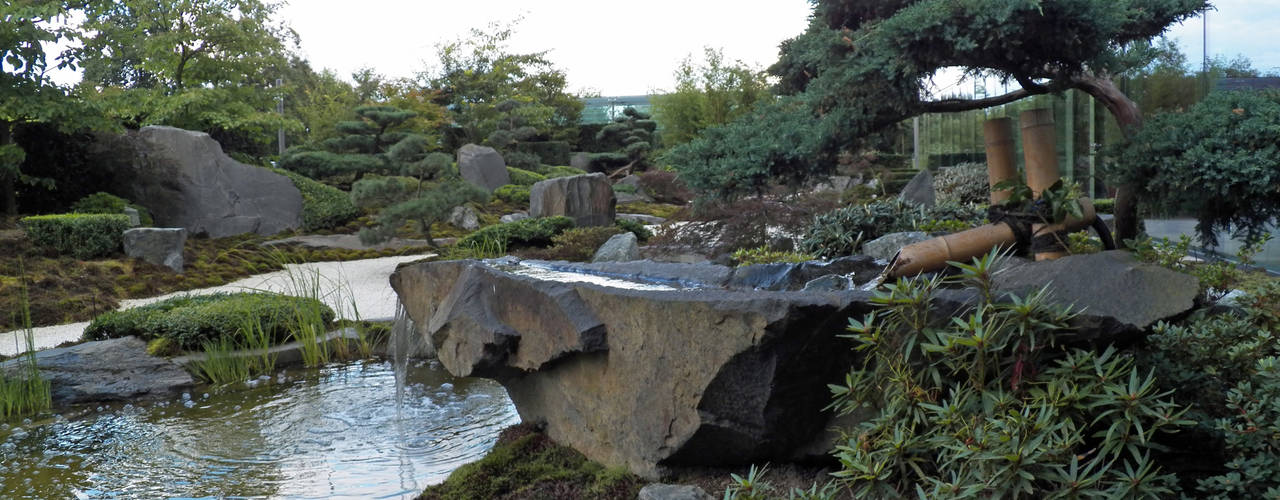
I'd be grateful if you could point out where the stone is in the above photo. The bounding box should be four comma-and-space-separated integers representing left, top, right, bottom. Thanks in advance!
638, 484, 714, 500
0, 337, 194, 407
105, 126, 303, 238
617, 174, 643, 190
726, 255, 884, 291
457, 144, 510, 192
861, 231, 931, 261
591, 232, 640, 263
618, 213, 666, 225
123, 207, 141, 227
993, 250, 1200, 343
570, 152, 592, 172
529, 173, 617, 227
123, 227, 186, 273
898, 169, 935, 207
812, 175, 855, 193
500, 212, 530, 224
448, 205, 481, 231
802, 274, 853, 291
615, 191, 654, 204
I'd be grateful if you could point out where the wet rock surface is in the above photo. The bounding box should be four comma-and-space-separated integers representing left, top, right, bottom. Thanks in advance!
0, 337, 194, 406
529, 173, 617, 227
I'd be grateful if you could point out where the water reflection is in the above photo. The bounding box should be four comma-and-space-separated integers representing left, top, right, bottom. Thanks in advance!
0, 360, 518, 499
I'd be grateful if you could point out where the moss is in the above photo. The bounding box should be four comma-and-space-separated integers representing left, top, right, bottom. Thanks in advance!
616, 202, 684, 220
418, 424, 643, 500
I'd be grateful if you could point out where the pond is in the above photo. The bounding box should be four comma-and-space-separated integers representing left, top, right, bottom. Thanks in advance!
0, 360, 519, 499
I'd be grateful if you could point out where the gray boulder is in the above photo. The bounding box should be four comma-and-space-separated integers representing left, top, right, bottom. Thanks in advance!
639, 484, 714, 500
861, 231, 931, 261
529, 173, 616, 227
123, 227, 187, 273
726, 255, 884, 291
105, 126, 303, 238
618, 213, 666, 225
993, 250, 1200, 343
448, 205, 481, 231
500, 212, 530, 224
123, 207, 141, 227
591, 232, 640, 263
0, 337, 194, 406
899, 169, 936, 207
457, 144, 510, 192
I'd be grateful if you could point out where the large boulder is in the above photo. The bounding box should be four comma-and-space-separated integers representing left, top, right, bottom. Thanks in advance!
898, 169, 936, 207
993, 250, 1200, 343
591, 232, 640, 263
861, 231, 931, 261
0, 337, 194, 406
529, 173, 617, 227
107, 126, 303, 238
457, 144, 510, 192
123, 227, 186, 273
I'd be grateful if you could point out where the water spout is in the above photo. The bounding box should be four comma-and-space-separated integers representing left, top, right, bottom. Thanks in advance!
390, 301, 417, 417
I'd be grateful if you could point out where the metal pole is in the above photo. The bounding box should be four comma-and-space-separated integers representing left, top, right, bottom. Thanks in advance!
1088, 96, 1097, 199
276, 78, 285, 157
1065, 90, 1075, 185
912, 116, 920, 170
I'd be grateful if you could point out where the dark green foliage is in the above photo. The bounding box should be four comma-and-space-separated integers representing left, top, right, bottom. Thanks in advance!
592, 108, 657, 171
613, 218, 652, 243
1093, 198, 1115, 214
503, 151, 541, 172
506, 167, 546, 186
611, 183, 637, 194
543, 165, 587, 179
799, 200, 985, 258
585, 152, 630, 173
457, 216, 575, 251
933, 163, 990, 205
280, 105, 421, 181
71, 192, 154, 226
352, 178, 490, 246
521, 226, 624, 262
1108, 91, 1280, 246
513, 140, 570, 166
269, 168, 359, 231
637, 171, 693, 205
493, 185, 531, 205
831, 253, 1189, 497
13, 124, 126, 215
418, 424, 643, 500
83, 292, 335, 351
20, 214, 131, 259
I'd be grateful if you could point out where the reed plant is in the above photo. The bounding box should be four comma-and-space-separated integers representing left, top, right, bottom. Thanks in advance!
2, 263, 52, 419
191, 337, 252, 386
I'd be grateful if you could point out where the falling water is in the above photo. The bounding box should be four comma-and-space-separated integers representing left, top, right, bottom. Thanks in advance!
391, 301, 418, 417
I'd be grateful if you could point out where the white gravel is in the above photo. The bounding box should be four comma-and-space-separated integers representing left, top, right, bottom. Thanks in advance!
1, 254, 434, 356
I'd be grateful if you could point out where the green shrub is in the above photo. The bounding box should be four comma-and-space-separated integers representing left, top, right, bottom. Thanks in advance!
506, 167, 546, 186
613, 218, 652, 243
83, 292, 335, 351
270, 168, 360, 231
933, 162, 990, 204
612, 183, 637, 194
543, 165, 587, 179
730, 246, 816, 266
523, 226, 624, 262
494, 184, 532, 205
70, 192, 155, 226
456, 216, 575, 251
514, 140, 571, 166
637, 171, 693, 204
799, 200, 985, 258
1093, 198, 1115, 214
20, 214, 131, 259
503, 151, 543, 173
830, 252, 1189, 497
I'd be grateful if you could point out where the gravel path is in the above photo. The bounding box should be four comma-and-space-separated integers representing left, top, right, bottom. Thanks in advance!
1, 254, 434, 356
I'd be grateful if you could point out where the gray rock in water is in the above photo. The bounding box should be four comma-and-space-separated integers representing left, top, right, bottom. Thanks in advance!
618, 213, 666, 225
727, 255, 884, 291
862, 231, 931, 261
500, 212, 529, 224
899, 169, 936, 207
993, 250, 1200, 343
457, 144, 510, 192
0, 337, 194, 406
448, 205, 480, 231
639, 484, 714, 500
123, 207, 141, 227
104, 126, 303, 238
123, 227, 186, 273
529, 173, 616, 227
803, 274, 853, 291
592, 232, 640, 263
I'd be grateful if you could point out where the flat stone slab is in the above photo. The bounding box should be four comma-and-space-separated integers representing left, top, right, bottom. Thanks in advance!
0, 337, 193, 406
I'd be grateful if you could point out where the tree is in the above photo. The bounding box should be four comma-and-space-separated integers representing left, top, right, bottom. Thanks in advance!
280, 105, 425, 182
352, 176, 488, 247
669, 0, 1207, 242
595, 108, 657, 172
651, 47, 771, 148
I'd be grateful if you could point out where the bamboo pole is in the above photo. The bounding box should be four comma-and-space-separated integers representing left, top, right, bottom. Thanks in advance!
983, 118, 1018, 204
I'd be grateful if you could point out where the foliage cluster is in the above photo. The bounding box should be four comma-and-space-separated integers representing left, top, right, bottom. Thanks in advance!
799, 200, 985, 258
1093, 198, 1115, 214
268, 168, 360, 231
83, 292, 335, 352
494, 185, 531, 205
506, 167, 546, 186
613, 219, 652, 243
1128, 234, 1272, 301
541, 165, 587, 179
19, 213, 131, 259
591, 108, 658, 172
456, 216, 575, 252
1109, 90, 1280, 246
730, 247, 817, 267
637, 171, 694, 205
518, 226, 624, 262
1, 282, 51, 420
71, 191, 154, 226
651, 47, 771, 150
933, 163, 990, 205
352, 178, 489, 246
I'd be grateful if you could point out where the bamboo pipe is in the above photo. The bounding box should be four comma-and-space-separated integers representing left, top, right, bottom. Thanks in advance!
983, 118, 1018, 204
1020, 109, 1059, 197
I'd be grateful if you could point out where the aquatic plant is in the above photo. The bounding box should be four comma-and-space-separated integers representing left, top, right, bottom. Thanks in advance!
1, 267, 52, 419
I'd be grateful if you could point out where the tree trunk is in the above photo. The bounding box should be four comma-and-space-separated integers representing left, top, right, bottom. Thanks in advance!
1, 122, 16, 218
1073, 75, 1143, 244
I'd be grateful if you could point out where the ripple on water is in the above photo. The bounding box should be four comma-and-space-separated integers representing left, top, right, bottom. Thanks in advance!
0, 360, 519, 499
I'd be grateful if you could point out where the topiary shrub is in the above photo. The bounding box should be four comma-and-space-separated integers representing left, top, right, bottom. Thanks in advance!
543, 165, 588, 179
20, 214, 131, 259
270, 168, 360, 231
933, 162, 990, 204
70, 192, 155, 226
456, 216, 575, 251
613, 218, 652, 243
506, 167, 547, 186
494, 184, 532, 205
503, 151, 543, 173
83, 292, 335, 351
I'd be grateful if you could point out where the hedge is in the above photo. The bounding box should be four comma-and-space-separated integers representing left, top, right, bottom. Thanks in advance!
543, 166, 588, 179
83, 292, 335, 351
507, 167, 547, 186
71, 192, 154, 226
270, 168, 360, 231
514, 140, 571, 166
456, 216, 575, 250
495, 184, 532, 205
20, 214, 131, 259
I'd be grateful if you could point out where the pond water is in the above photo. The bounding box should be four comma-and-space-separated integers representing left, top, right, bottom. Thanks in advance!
0, 360, 519, 499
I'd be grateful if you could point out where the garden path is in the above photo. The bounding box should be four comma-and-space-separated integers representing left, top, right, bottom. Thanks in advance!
1, 254, 434, 356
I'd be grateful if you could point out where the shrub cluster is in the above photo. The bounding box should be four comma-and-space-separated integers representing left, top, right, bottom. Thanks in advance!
71, 192, 154, 226
456, 216, 575, 251
503, 151, 542, 173
933, 162, 990, 205
542, 165, 588, 179
730, 246, 816, 266
494, 184, 531, 205
636, 171, 693, 204
520, 226, 624, 262
83, 292, 335, 351
1093, 197, 1114, 214
506, 167, 546, 186
20, 214, 131, 259
270, 168, 360, 231
799, 200, 985, 258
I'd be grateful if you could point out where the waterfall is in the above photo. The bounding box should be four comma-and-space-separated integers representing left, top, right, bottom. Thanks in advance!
390, 300, 416, 417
